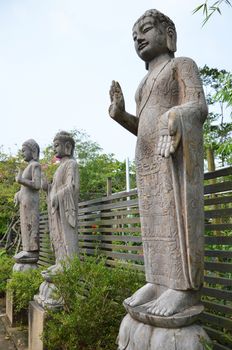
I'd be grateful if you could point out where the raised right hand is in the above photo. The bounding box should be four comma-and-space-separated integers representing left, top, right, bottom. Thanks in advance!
109, 80, 125, 120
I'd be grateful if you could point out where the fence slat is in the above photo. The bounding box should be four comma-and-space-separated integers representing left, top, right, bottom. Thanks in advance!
200, 312, 232, 330
202, 287, 232, 301
204, 167, 232, 180
205, 250, 232, 259
204, 262, 232, 273
205, 236, 232, 245
203, 301, 232, 316
204, 181, 232, 195
78, 234, 142, 243
204, 275, 232, 287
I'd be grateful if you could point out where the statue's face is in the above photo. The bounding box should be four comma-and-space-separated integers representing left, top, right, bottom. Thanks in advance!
22, 145, 33, 162
132, 16, 168, 62
53, 139, 65, 159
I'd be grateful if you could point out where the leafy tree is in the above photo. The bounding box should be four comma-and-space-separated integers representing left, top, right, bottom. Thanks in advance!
193, 0, 232, 25
0, 148, 20, 236
200, 65, 232, 169
41, 129, 136, 201
214, 71, 232, 107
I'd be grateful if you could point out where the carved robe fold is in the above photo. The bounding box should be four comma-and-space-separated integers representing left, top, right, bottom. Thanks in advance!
135, 57, 207, 290
49, 157, 79, 263
18, 160, 41, 251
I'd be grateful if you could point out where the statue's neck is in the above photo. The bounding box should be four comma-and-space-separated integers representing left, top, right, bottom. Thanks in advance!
60, 155, 71, 163
147, 53, 174, 73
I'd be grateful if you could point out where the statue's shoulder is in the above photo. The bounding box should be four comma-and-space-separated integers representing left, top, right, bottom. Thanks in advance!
65, 157, 78, 168
171, 57, 199, 70
30, 160, 41, 170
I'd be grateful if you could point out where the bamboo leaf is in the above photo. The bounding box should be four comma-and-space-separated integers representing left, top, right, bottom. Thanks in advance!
192, 3, 204, 14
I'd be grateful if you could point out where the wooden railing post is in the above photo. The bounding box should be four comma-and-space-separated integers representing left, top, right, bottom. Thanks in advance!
107, 177, 112, 197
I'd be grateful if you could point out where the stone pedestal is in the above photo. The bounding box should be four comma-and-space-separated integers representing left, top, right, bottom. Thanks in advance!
5, 283, 28, 326
13, 262, 38, 272
117, 313, 211, 350
13, 252, 39, 272
28, 301, 46, 350
5, 288, 13, 325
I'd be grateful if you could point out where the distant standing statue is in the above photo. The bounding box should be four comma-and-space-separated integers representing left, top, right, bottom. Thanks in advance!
43, 131, 79, 276
35, 131, 79, 307
14, 139, 41, 270
109, 9, 209, 349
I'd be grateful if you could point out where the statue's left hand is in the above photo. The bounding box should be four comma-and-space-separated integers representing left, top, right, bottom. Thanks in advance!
158, 110, 181, 158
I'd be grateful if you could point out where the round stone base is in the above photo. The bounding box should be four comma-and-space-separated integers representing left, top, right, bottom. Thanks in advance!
34, 281, 64, 309
13, 263, 38, 272
124, 303, 204, 328
117, 314, 211, 350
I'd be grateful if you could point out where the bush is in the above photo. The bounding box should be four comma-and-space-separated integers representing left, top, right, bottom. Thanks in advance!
0, 249, 14, 296
43, 256, 145, 350
7, 267, 43, 313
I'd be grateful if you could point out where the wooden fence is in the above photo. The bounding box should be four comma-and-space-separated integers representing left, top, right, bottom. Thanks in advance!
39, 167, 232, 350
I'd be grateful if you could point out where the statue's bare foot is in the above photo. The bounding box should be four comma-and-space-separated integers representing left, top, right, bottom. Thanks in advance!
124, 283, 157, 307
145, 289, 198, 316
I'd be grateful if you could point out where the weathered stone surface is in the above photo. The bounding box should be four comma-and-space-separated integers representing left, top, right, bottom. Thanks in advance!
109, 8, 209, 349
14, 139, 41, 266
6, 286, 27, 326
117, 314, 211, 350
13, 262, 38, 272
34, 281, 63, 309
109, 8, 208, 318
28, 301, 45, 350
124, 303, 204, 328
35, 131, 79, 307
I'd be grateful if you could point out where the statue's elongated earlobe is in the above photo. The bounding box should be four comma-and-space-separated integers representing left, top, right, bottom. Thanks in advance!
166, 26, 177, 53
65, 141, 72, 156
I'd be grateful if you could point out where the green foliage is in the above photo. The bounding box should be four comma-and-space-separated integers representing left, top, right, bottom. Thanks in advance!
42, 129, 136, 201
1, 129, 136, 234
200, 65, 232, 168
214, 71, 232, 108
0, 149, 21, 235
193, 0, 232, 25
0, 249, 14, 295
199, 336, 213, 350
43, 256, 145, 350
7, 268, 43, 313
79, 154, 136, 200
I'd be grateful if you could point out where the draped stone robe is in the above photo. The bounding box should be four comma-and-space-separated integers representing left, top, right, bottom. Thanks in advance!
135, 57, 207, 290
48, 157, 79, 264
18, 160, 41, 251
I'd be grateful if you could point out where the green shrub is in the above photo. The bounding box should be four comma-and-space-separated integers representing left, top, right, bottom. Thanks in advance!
43, 256, 145, 350
0, 249, 14, 296
7, 267, 43, 313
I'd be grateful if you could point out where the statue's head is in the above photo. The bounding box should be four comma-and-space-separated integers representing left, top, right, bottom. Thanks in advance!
132, 9, 177, 67
53, 131, 75, 158
22, 139, 40, 162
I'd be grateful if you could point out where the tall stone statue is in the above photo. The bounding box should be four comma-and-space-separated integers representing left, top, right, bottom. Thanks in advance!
14, 139, 41, 270
109, 9, 210, 349
35, 131, 79, 307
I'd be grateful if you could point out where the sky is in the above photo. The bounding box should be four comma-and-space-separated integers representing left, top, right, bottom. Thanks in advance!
0, 0, 231, 161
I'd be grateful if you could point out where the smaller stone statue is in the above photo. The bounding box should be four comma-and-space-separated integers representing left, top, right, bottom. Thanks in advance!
35, 131, 79, 307
13, 139, 41, 271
